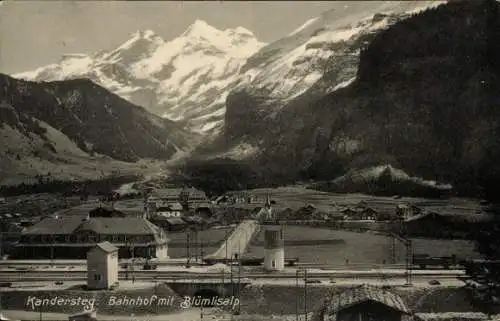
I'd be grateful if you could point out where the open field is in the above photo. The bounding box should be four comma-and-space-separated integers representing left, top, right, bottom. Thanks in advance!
167, 226, 235, 258
246, 186, 487, 218
244, 226, 480, 265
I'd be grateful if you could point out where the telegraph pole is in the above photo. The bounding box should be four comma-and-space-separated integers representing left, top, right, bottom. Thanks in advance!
406, 240, 413, 286
186, 229, 191, 267
304, 269, 308, 321
51, 236, 55, 267
295, 270, 299, 321
125, 239, 129, 280
200, 240, 204, 264
194, 228, 198, 263
225, 229, 228, 263
230, 253, 234, 285
391, 236, 396, 265
131, 245, 135, 283
237, 251, 242, 314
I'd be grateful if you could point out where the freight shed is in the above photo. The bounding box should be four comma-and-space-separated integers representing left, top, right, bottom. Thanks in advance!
403, 211, 492, 239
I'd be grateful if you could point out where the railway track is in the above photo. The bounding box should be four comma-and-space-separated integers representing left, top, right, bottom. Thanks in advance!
0, 261, 463, 271
0, 269, 465, 283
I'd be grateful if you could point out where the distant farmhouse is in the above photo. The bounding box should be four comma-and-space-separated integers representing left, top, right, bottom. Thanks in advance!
155, 202, 183, 218
403, 210, 493, 239
217, 192, 265, 205
11, 208, 169, 260
396, 203, 423, 220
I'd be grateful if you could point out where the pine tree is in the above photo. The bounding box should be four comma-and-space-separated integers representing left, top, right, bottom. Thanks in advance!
463, 150, 500, 315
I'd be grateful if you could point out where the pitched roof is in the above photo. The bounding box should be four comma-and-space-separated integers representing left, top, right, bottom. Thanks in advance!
184, 187, 207, 198
405, 211, 446, 222
157, 202, 183, 211
93, 241, 118, 253
170, 202, 184, 211
151, 188, 184, 198
196, 203, 211, 209
23, 216, 88, 235
323, 284, 411, 315
164, 217, 186, 225
75, 217, 163, 235
24, 216, 166, 238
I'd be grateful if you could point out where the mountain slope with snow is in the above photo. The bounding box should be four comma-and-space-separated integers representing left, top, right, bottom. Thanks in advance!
255, 0, 500, 198
210, 1, 442, 153
14, 21, 265, 133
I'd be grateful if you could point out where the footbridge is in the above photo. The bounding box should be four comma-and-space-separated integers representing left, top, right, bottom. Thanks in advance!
205, 220, 259, 260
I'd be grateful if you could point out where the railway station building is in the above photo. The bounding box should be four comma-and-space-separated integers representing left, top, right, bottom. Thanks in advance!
11, 214, 169, 260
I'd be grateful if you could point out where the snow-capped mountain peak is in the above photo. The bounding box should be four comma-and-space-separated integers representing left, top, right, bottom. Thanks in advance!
182, 19, 221, 39
13, 19, 266, 134
178, 20, 262, 57
13, 3, 441, 138
100, 29, 165, 64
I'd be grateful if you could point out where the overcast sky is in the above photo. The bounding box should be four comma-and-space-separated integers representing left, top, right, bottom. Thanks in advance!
0, 1, 339, 74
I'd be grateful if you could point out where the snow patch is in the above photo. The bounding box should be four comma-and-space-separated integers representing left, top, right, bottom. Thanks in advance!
289, 17, 319, 36
331, 77, 356, 92
218, 143, 259, 160
335, 165, 453, 189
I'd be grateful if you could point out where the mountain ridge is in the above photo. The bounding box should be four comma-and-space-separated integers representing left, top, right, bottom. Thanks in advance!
0, 73, 197, 185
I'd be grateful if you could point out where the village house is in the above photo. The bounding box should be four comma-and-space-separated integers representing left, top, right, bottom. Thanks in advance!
340, 207, 377, 221
149, 188, 184, 203
181, 187, 208, 206
89, 206, 126, 218
403, 211, 457, 238
147, 187, 208, 209
155, 202, 183, 217
195, 202, 213, 217
359, 207, 378, 220
12, 211, 169, 260
396, 204, 412, 220
86, 242, 118, 290
340, 208, 358, 220
151, 216, 187, 232
214, 195, 230, 205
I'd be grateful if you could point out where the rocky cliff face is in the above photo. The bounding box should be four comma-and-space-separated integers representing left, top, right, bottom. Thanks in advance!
256, 0, 500, 195
221, 1, 440, 153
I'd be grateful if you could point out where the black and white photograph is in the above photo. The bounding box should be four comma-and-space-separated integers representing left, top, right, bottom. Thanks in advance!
1, 0, 500, 320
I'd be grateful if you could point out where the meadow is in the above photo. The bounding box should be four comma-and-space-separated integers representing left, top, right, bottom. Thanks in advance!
246, 186, 485, 215
244, 226, 480, 265
167, 226, 234, 258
